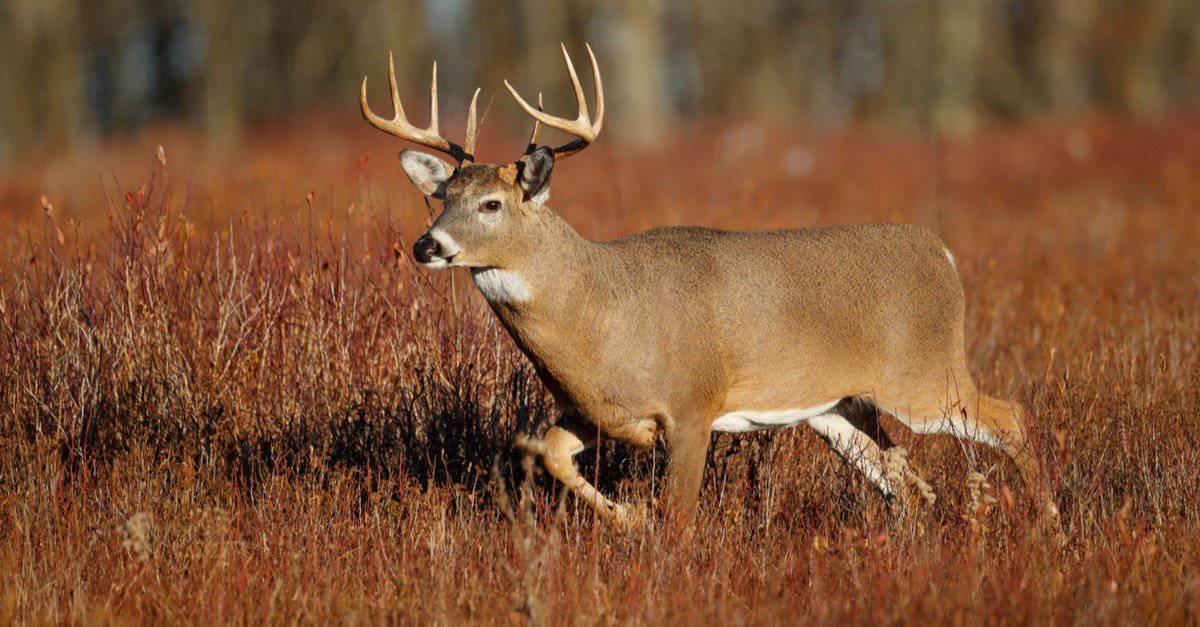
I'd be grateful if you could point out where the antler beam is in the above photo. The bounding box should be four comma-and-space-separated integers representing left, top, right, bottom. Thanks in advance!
361, 53, 480, 164
505, 44, 604, 160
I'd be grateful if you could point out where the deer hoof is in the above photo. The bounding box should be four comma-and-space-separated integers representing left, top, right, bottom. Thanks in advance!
610, 502, 651, 532
514, 435, 545, 457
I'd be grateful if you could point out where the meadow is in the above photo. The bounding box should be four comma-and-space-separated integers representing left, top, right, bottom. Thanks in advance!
2, 110, 1199, 623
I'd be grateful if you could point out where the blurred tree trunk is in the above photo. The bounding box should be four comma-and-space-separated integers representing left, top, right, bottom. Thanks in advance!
1186, 2, 1200, 103
514, 0, 571, 141
874, 0, 931, 128
345, 0, 424, 73
611, 0, 668, 143
792, 0, 846, 126
287, 2, 353, 107
518, 0, 570, 84
875, 0, 982, 133
0, 0, 87, 161
743, 0, 791, 119
0, 6, 16, 162
976, 0, 1036, 118
348, 0, 427, 129
384, 0, 427, 127
690, 0, 753, 116
470, 0, 513, 89
1096, 0, 1172, 115
692, 0, 803, 120
1035, 0, 1096, 113
931, 0, 984, 134
193, 0, 256, 152
472, 0, 519, 119
195, 1, 284, 151
81, 0, 142, 133
346, 0, 425, 106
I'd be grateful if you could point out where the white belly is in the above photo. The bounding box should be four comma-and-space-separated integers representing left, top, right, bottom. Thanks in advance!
711, 400, 842, 433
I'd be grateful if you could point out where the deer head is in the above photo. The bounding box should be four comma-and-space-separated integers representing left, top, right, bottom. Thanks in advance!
361, 45, 604, 270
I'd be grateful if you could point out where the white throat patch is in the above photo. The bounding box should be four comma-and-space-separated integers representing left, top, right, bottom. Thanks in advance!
471, 268, 531, 303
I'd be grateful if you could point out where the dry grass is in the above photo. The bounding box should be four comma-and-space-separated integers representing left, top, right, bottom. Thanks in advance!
2, 111, 1199, 624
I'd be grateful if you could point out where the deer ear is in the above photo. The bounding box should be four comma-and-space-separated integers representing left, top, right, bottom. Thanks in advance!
399, 150, 452, 198
518, 147, 554, 204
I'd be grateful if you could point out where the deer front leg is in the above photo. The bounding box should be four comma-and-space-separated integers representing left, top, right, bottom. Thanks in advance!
516, 414, 643, 528
662, 421, 713, 526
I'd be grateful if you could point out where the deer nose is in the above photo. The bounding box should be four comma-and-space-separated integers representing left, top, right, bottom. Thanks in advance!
413, 234, 441, 263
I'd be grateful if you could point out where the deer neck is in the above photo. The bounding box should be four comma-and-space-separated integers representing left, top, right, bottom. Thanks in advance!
468, 210, 619, 386
470, 208, 602, 312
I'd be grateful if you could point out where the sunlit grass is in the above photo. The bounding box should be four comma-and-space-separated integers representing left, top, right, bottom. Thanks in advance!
2, 112, 1199, 623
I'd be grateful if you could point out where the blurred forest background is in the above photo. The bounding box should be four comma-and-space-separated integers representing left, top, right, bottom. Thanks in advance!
3, 0, 1200, 164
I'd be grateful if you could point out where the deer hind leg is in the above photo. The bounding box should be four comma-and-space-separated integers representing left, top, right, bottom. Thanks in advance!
968, 394, 1057, 517
517, 414, 640, 527
805, 405, 901, 507
882, 388, 1056, 517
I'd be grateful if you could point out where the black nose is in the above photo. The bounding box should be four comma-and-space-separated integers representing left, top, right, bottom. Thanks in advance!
413, 234, 441, 263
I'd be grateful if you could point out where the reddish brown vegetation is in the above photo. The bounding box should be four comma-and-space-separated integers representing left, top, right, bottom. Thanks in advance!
2, 112, 1199, 623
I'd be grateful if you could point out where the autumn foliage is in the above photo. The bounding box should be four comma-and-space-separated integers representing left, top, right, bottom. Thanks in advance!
2, 111, 1199, 623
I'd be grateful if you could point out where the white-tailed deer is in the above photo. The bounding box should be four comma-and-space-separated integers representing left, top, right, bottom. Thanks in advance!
361, 45, 1054, 528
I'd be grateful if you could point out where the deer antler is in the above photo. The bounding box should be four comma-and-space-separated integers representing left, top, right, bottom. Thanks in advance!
361, 53, 480, 165
523, 93, 543, 155
505, 44, 604, 160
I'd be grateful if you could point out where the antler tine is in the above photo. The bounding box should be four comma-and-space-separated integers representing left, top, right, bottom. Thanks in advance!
388, 52, 405, 125
463, 87, 481, 162
428, 61, 440, 135
361, 54, 478, 163
505, 43, 604, 160
561, 43, 588, 124
586, 43, 604, 135
524, 93, 543, 155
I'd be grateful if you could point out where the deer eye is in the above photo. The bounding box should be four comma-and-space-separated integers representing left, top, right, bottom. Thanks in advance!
480, 200, 502, 213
